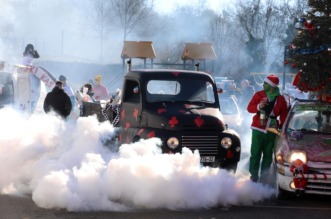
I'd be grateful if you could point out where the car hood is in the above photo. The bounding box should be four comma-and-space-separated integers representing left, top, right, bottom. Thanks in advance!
287, 134, 331, 162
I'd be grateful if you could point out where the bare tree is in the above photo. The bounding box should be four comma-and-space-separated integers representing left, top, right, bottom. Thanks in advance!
111, 0, 153, 41
235, 0, 290, 72
83, 0, 113, 62
210, 10, 249, 78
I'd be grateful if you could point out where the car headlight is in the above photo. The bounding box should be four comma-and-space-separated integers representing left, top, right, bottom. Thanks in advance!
167, 137, 179, 149
289, 150, 307, 164
221, 137, 232, 149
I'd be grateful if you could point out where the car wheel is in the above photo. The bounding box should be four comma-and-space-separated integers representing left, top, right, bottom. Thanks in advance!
277, 185, 299, 200
277, 186, 289, 200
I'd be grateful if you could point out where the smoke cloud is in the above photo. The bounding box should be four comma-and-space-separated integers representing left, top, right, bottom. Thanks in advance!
0, 107, 274, 211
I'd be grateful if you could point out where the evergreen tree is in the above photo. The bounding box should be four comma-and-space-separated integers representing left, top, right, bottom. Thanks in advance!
288, 0, 331, 97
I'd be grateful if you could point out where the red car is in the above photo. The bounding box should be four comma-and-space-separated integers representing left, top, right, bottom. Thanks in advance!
274, 99, 331, 198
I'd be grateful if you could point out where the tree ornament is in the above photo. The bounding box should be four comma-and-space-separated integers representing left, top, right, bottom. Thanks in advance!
299, 17, 305, 23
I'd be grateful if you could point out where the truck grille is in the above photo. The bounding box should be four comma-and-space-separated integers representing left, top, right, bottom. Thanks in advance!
182, 135, 219, 155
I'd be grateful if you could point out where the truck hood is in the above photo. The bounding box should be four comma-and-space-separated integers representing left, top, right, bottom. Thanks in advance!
145, 103, 225, 131
288, 134, 331, 162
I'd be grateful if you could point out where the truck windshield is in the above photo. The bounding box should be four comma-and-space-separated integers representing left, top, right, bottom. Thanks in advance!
146, 79, 216, 104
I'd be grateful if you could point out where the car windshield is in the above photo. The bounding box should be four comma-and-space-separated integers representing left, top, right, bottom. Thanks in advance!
146, 79, 216, 104
287, 105, 331, 134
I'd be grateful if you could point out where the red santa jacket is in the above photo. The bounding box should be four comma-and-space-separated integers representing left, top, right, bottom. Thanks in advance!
247, 90, 288, 133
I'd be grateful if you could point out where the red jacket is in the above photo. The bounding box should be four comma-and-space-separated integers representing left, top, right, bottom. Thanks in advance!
247, 90, 288, 133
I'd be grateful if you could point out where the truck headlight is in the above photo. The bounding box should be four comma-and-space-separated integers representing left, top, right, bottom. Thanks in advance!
221, 137, 232, 149
167, 137, 179, 149
289, 150, 307, 164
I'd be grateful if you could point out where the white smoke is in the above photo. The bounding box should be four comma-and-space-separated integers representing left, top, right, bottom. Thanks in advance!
0, 107, 274, 212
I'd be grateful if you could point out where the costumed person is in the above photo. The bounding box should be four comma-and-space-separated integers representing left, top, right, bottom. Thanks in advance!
43, 81, 72, 119
22, 44, 40, 66
102, 89, 122, 127
93, 75, 109, 101
247, 74, 288, 183
59, 75, 76, 109
76, 83, 95, 116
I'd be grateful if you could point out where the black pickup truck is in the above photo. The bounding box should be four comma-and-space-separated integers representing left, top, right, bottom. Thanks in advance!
83, 69, 241, 172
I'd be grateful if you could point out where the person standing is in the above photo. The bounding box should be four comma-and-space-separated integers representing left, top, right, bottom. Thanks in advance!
22, 44, 40, 66
93, 75, 109, 101
43, 81, 72, 119
102, 89, 122, 127
247, 74, 288, 183
59, 75, 76, 108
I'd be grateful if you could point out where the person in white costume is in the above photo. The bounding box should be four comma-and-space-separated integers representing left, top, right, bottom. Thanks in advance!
22, 44, 39, 66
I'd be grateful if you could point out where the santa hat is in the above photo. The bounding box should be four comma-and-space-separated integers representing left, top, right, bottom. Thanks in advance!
264, 74, 279, 87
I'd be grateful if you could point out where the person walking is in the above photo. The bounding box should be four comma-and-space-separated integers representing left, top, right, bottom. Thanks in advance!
22, 44, 40, 66
247, 74, 288, 183
43, 81, 72, 119
59, 75, 76, 108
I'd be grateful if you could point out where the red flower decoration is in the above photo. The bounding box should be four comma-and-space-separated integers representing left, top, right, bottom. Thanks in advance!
147, 131, 155, 138
121, 109, 125, 119
125, 122, 131, 130
168, 116, 179, 128
157, 108, 167, 114
133, 108, 138, 120
194, 116, 204, 127
138, 128, 144, 135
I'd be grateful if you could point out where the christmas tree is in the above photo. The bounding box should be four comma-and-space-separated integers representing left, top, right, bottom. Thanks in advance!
287, 0, 331, 98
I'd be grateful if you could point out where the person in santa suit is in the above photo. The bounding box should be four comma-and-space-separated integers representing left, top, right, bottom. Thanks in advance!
247, 74, 288, 183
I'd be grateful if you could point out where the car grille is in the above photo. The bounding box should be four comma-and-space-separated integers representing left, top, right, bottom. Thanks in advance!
305, 181, 331, 195
305, 167, 331, 195
182, 135, 219, 155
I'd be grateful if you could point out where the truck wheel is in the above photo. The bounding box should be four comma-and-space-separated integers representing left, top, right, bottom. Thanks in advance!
223, 163, 237, 174
132, 135, 141, 143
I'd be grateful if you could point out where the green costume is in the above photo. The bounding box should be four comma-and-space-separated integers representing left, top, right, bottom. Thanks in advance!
249, 82, 281, 182
249, 130, 276, 182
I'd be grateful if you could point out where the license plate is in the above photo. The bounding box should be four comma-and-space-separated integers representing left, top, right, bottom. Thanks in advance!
200, 156, 215, 163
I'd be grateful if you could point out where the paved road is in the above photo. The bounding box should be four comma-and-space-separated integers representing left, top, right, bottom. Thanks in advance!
1, 194, 330, 219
